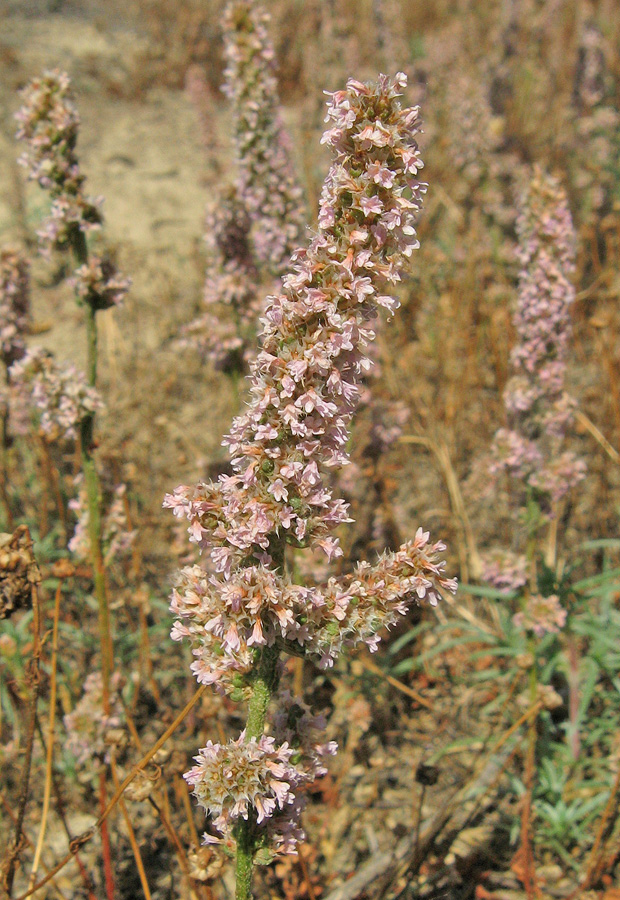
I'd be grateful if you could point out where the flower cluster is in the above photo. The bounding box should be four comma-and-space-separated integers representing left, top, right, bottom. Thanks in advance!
513, 593, 567, 638
9, 347, 103, 441
491, 168, 585, 506
481, 548, 528, 594
0, 247, 30, 370
64, 672, 124, 768
70, 256, 131, 310
431, 65, 523, 236
166, 74, 430, 573
574, 22, 606, 112
171, 529, 455, 686
569, 20, 620, 224
442, 72, 501, 187
69, 478, 136, 565
15, 70, 103, 252
187, 695, 336, 852
223, 0, 307, 274
167, 74, 456, 854
186, 733, 307, 848
180, 190, 261, 372
271, 691, 337, 778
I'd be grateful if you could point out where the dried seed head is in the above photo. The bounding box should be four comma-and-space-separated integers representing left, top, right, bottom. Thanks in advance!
0, 525, 40, 620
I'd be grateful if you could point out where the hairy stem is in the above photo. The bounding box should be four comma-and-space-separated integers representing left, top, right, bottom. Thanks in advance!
81, 428, 112, 711
234, 645, 281, 900
235, 542, 284, 900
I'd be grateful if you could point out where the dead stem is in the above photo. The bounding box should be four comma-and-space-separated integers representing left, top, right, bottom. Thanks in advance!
33, 714, 98, 900
567, 634, 581, 761
99, 768, 116, 900
0, 795, 69, 900
37, 435, 67, 543
0, 409, 14, 529
2, 578, 42, 898
519, 662, 540, 900
121, 701, 206, 896
574, 408, 620, 464
27, 582, 62, 891
110, 756, 152, 900
358, 653, 433, 709
298, 847, 318, 900
545, 510, 559, 570
577, 760, 620, 893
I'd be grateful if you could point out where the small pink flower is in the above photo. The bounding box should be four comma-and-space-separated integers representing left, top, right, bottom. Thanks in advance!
268, 478, 288, 502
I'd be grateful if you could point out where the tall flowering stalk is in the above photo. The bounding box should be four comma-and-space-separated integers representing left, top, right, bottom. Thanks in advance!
166, 73, 456, 898
9, 347, 103, 442
0, 247, 29, 374
182, 2, 306, 377
0, 247, 30, 451
492, 167, 585, 514
181, 188, 261, 375
0, 247, 30, 526
485, 168, 585, 860
570, 20, 620, 226
16, 70, 130, 713
223, 0, 307, 275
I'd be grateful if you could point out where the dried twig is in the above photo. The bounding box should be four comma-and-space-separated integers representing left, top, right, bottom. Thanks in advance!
110, 756, 152, 900
14, 684, 207, 900
358, 654, 433, 709
574, 409, 619, 464
1, 531, 42, 898
27, 582, 62, 891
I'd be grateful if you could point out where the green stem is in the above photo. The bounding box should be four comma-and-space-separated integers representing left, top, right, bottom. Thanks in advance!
71, 227, 113, 714
234, 645, 280, 899
234, 810, 255, 900
245, 645, 281, 742
85, 300, 98, 387
234, 541, 284, 900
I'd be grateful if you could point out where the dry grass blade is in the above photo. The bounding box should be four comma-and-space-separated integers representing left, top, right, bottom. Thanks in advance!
27, 581, 62, 892
358, 653, 433, 709
575, 409, 620, 464
110, 756, 153, 900
400, 434, 482, 582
